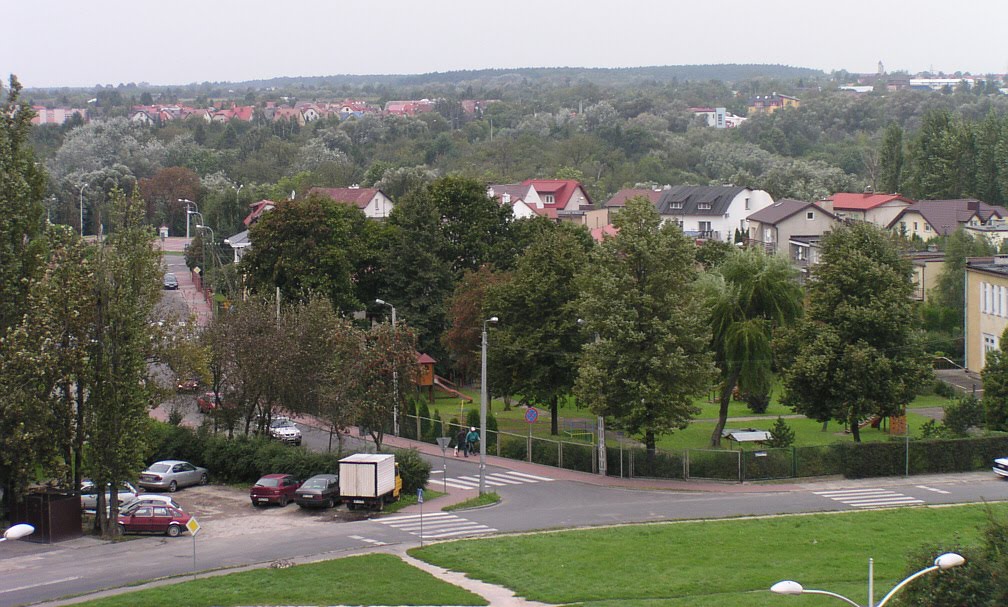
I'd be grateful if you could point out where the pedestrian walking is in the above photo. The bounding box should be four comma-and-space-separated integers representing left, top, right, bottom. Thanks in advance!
465, 426, 480, 457
454, 427, 466, 457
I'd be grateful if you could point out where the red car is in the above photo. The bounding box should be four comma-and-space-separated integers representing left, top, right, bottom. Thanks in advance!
250, 474, 301, 507
117, 505, 191, 537
196, 391, 235, 413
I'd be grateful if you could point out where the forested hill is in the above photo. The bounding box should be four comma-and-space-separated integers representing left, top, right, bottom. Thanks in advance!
242, 64, 827, 89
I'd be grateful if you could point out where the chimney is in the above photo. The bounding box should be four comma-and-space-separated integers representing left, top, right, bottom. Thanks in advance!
967, 199, 980, 211
487, 187, 495, 199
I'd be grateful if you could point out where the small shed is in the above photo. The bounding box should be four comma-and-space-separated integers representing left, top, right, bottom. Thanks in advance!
416, 352, 436, 403
722, 429, 772, 448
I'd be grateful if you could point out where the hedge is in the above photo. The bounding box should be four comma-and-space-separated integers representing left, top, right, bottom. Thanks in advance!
145, 421, 430, 494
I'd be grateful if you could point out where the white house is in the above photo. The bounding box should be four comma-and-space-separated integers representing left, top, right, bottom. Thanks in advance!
655, 185, 774, 242
307, 186, 395, 220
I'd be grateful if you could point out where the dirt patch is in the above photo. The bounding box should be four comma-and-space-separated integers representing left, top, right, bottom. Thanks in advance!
157, 484, 377, 539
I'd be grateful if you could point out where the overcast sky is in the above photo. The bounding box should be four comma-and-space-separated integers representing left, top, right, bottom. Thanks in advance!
4, 0, 1007, 88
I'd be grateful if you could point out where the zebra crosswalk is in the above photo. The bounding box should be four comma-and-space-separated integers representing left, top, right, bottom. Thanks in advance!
439, 470, 554, 490
378, 512, 497, 540
814, 487, 924, 509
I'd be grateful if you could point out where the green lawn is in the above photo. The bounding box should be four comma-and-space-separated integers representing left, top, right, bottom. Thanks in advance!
413, 503, 1008, 607
72, 553, 486, 607
423, 385, 955, 452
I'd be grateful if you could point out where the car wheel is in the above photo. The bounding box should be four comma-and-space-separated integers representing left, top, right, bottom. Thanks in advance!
168, 481, 177, 492
167, 524, 181, 538
279, 495, 288, 507
199, 473, 207, 485
347, 503, 356, 511
117, 523, 127, 536
325, 497, 334, 509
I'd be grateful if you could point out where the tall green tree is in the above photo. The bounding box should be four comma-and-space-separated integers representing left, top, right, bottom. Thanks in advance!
778, 222, 931, 442
706, 248, 803, 447
906, 109, 975, 200
574, 197, 716, 457
981, 326, 1008, 431
443, 265, 508, 385
86, 188, 162, 535
486, 222, 594, 435
878, 122, 904, 194
932, 229, 994, 329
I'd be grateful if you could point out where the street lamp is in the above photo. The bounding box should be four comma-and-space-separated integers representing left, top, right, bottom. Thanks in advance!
479, 316, 498, 495
196, 223, 214, 302
578, 318, 607, 476
1, 523, 34, 542
233, 183, 243, 208
179, 198, 198, 240
375, 299, 399, 436
79, 183, 88, 237
770, 552, 965, 607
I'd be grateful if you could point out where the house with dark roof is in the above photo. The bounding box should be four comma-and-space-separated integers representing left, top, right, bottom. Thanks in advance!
307, 187, 394, 220
603, 188, 666, 209
746, 199, 840, 268
887, 198, 1008, 241
825, 192, 914, 227
655, 185, 774, 242
486, 179, 592, 222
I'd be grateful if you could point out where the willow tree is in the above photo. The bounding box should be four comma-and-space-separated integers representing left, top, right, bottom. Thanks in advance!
706, 247, 802, 447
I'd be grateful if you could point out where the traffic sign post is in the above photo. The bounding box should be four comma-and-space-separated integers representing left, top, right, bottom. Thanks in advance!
186, 516, 201, 580
525, 407, 538, 462
417, 488, 424, 546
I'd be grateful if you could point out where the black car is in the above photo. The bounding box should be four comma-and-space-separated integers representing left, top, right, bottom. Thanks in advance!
163, 273, 178, 290
294, 473, 340, 508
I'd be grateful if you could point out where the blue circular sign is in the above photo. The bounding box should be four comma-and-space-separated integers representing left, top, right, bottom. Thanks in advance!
525, 407, 539, 423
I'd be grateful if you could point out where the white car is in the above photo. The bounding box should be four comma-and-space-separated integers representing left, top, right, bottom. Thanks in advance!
80, 480, 140, 512
269, 417, 302, 446
993, 457, 1008, 478
120, 494, 181, 514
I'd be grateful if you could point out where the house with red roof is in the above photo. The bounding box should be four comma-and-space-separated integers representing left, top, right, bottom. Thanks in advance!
307, 186, 394, 220
825, 192, 914, 227
384, 100, 436, 116
603, 187, 666, 209
243, 200, 278, 227
212, 105, 255, 122
486, 179, 592, 222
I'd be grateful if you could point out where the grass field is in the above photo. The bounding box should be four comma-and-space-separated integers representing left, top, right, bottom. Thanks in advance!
72, 504, 1006, 606
422, 383, 956, 452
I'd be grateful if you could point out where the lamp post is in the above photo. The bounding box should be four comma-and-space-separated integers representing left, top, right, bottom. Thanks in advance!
196, 223, 214, 302
578, 319, 607, 476
1, 523, 34, 542
770, 552, 965, 607
79, 183, 88, 237
479, 316, 498, 495
179, 198, 198, 240
375, 298, 399, 436
233, 183, 243, 208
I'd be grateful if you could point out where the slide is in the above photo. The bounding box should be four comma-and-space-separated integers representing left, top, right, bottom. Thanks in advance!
433, 374, 473, 402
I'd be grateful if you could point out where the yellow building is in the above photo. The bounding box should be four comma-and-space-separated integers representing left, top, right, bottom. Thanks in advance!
748, 93, 800, 115
964, 257, 1008, 372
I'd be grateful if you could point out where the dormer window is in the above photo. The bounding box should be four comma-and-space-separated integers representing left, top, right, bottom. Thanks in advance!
698, 202, 712, 210
544, 194, 555, 204
670, 202, 683, 210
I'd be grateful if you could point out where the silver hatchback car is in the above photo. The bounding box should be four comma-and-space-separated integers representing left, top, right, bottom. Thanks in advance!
138, 460, 208, 492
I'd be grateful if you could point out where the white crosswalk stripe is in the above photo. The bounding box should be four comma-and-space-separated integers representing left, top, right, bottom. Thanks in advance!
378, 512, 496, 539
438, 470, 554, 490
814, 487, 924, 509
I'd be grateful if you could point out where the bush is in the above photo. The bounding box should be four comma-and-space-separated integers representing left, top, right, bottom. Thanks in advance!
943, 395, 984, 436
392, 448, 431, 494
934, 379, 959, 399
766, 417, 795, 447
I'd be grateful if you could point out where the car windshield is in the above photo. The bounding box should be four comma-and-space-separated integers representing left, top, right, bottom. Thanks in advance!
271, 419, 294, 428
302, 478, 331, 489
255, 478, 280, 487
148, 464, 172, 473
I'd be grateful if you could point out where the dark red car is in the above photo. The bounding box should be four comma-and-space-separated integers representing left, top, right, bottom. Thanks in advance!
117, 505, 191, 537
196, 391, 235, 413
250, 474, 301, 507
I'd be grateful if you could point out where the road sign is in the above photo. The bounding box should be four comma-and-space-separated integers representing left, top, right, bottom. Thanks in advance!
525, 407, 539, 423
185, 516, 201, 537
417, 488, 424, 504
436, 437, 452, 451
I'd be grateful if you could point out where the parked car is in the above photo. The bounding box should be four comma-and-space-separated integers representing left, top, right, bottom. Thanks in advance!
295, 473, 340, 508
176, 377, 200, 392
269, 417, 302, 445
80, 480, 140, 512
250, 474, 301, 507
163, 273, 178, 290
138, 460, 208, 492
117, 504, 191, 537
120, 494, 181, 515
994, 457, 1008, 478
196, 391, 235, 413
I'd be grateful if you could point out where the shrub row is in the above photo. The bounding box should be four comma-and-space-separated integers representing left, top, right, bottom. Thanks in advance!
146, 421, 430, 494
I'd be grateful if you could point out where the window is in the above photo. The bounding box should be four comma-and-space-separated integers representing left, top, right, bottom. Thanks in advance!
925, 224, 931, 232
900, 221, 907, 232
670, 202, 683, 210
698, 221, 712, 233
544, 194, 554, 204
985, 333, 999, 353
913, 221, 918, 231
745, 197, 750, 210
698, 202, 712, 210
153, 507, 169, 517
806, 211, 815, 220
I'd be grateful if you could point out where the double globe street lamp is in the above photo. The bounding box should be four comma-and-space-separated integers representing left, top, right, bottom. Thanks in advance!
479, 316, 498, 495
770, 552, 965, 607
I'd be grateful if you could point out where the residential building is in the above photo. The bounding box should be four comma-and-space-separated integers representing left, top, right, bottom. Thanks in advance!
486, 179, 592, 222
887, 198, 1007, 240
906, 251, 946, 302
688, 107, 746, 128
307, 186, 394, 220
603, 187, 666, 210
964, 256, 1008, 372
32, 106, 87, 125
747, 93, 799, 115
655, 185, 774, 242
746, 199, 840, 263
384, 99, 436, 116
826, 192, 914, 227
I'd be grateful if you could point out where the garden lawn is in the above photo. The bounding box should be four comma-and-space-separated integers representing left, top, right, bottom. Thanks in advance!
72, 553, 486, 607
413, 503, 1008, 607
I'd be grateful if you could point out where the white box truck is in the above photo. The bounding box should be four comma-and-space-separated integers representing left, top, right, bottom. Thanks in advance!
338, 453, 402, 510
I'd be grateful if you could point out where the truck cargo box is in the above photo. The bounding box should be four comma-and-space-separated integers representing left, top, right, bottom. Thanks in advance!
339, 453, 396, 499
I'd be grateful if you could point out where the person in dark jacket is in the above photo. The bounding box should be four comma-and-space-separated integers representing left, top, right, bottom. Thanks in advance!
465, 427, 480, 457
454, 427, 467, 457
